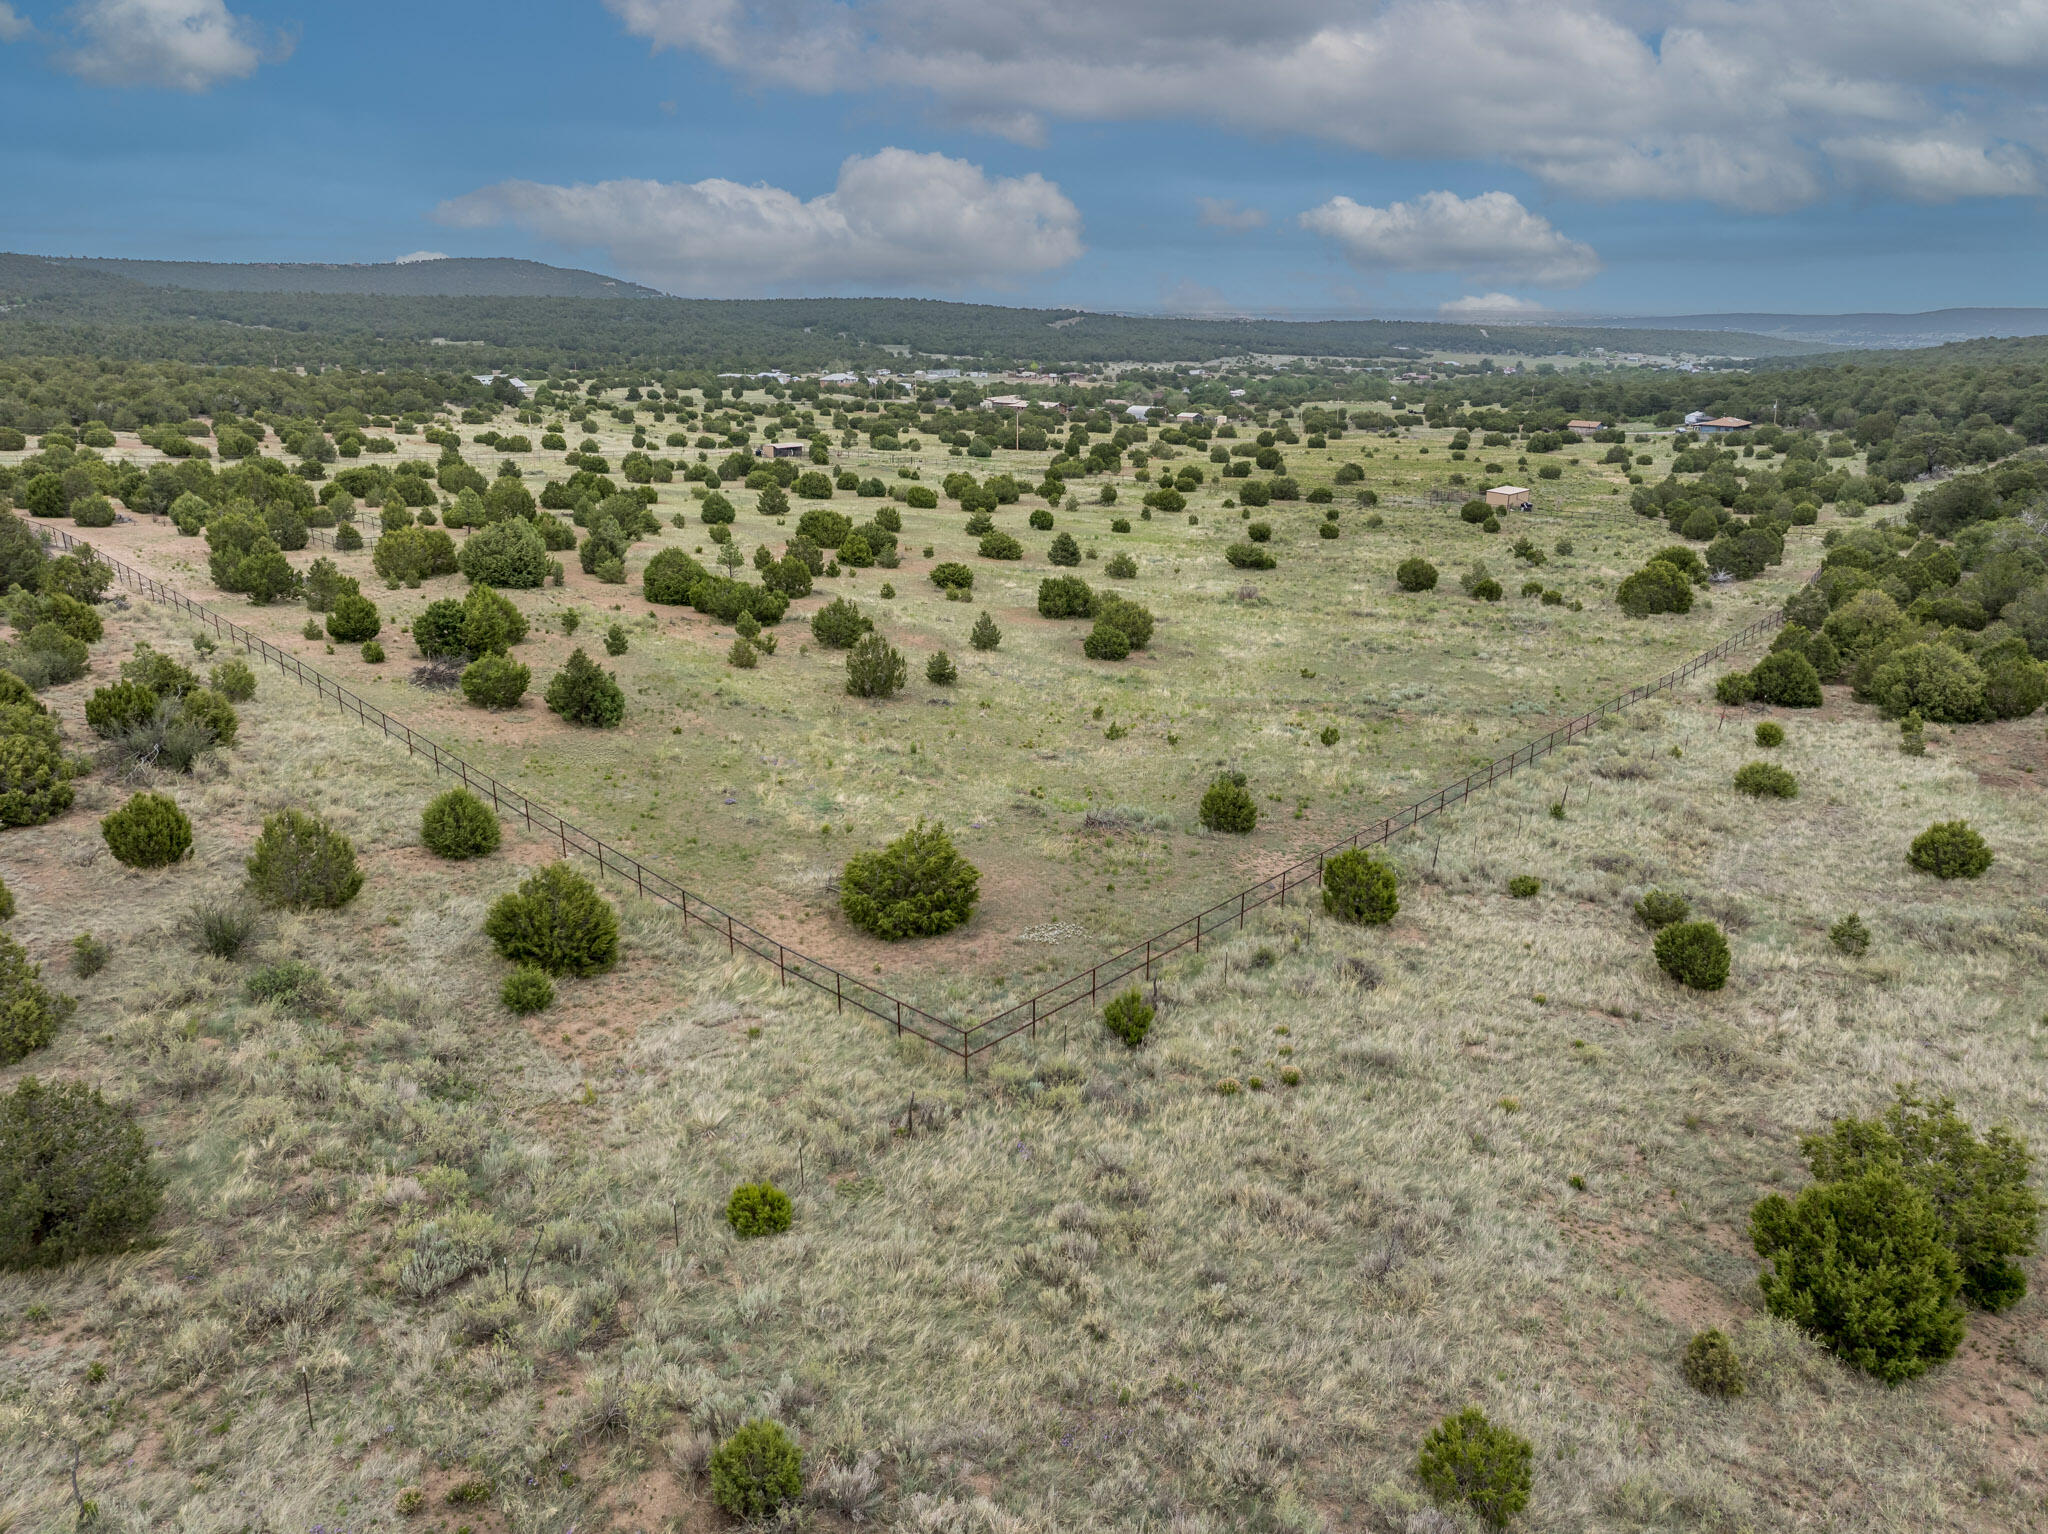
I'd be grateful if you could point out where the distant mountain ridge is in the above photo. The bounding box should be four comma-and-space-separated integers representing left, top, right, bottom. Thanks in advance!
47, 255, 666, 300
1590, 308, 2048, 350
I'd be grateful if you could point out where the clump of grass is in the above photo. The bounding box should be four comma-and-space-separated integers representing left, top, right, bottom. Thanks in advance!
70, 933, 111, 978
179, 898, 262, 959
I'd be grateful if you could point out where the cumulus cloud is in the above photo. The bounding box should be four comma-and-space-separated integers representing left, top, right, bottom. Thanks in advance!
1439, 292, 1554, 318
437, 148, 1083, 296
0, 4, 33, 42
1196, 197, 1266, 231
1300, 191, 1600, 286
58, 0, 285, 90
604, 0, 2048, 211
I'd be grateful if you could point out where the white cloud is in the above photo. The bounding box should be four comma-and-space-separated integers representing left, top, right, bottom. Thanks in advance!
394, 251, 448, 264
58, 0, 285, 90
437, 148, 1083, 296
1439, 293, 1553, 318
1196, 197, 1266, 231
0, 4, 33, 42
604, 0, 2048, 211
1822, 134, 2041, 201
1301, 191, 1600, 286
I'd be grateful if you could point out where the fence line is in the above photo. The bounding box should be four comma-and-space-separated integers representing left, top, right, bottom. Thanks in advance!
23, 519, 1783, 1073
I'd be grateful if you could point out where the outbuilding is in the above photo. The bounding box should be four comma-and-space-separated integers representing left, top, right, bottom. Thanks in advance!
756, 441, 811, 459
1485, 484, 1532, 509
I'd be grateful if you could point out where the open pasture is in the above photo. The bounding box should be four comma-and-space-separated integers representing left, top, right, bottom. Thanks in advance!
23, 405, 1815, 1014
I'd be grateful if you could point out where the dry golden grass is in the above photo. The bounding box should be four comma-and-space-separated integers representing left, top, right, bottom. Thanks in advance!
0, 564, 2043, 1533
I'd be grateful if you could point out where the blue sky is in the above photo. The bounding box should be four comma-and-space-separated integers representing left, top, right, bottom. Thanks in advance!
3, 0, 2045, 316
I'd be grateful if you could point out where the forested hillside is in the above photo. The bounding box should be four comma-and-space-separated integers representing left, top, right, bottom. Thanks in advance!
0, 254, 1815, 373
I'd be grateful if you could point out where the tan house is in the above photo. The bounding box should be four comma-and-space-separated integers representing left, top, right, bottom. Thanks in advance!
1567, 419, 1603, 436
1485, 484, 1532, 509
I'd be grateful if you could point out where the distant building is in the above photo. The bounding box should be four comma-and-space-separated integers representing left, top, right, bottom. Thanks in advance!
1125, 404, 1153, 420
1567, 419, 1603, 436
1485, 484, 1532, 509
1683, 410, 1709, 426
1695, 416, 1753, 435
1174, 411, 1205, 424
756, 441, 810, 460
981, 394, 1029, 410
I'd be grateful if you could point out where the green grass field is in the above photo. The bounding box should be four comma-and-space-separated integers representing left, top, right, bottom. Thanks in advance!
33, 410, 1814, 1021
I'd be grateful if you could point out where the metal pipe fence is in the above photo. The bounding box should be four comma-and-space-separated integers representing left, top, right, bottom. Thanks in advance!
22, 519, 1783, 1073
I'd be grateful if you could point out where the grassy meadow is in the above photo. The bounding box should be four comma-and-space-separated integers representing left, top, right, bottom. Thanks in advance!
0, 589, 2044, 1533
28, 404, 1816, 1016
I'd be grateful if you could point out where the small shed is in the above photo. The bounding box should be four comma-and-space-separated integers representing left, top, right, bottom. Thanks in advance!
1485, 484, 1531, 509
756, 441, 810, 460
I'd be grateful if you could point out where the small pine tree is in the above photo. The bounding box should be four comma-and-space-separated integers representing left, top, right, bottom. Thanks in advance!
1321, 849, 1398, 924
604, 622, 628, 656
1102, 988, 1154, 1048
708, 1419, 803, 1521
1199, 774, 1257, 833
1828, 912, 1870, 956
926, 650, 957, 685
969, 611, 1001, 650
1414, 1407, 1532, 1528
246, 810, 364, 910
545, 649, 625, 727
845, 633, 907, 698
1681, 1329, 1747, 1397
726, 1182, 793, 1238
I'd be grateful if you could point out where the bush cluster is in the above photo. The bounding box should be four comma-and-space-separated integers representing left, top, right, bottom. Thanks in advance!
1321, 849, 1398, 925
246, 810, 363, 910
1198, 774, 1257, 834
1414, 1407, 1532, 1529
709, 1420, 803, 1521
845, 633, 907, 698
725, 1182, 794, 1238
1102, 988, 1154, 1048
484, 862, 619, 976
101, 791, 193, 869
1, 933, 73, 1064
840, 821, 980, 940
1908, 820, 1992, 879
0, 1078, 163, 1270
1653, 919, 1730, 990
1681, 1329, 1747, 1397
500, 966, 555, 1014
1634, 889, 1690, 930
421, 788, 501, 859
1733, 761, 1798, 799
545, 649, 625, 727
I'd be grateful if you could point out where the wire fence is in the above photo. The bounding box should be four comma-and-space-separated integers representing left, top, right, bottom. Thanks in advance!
24, 519, 1784, 1073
